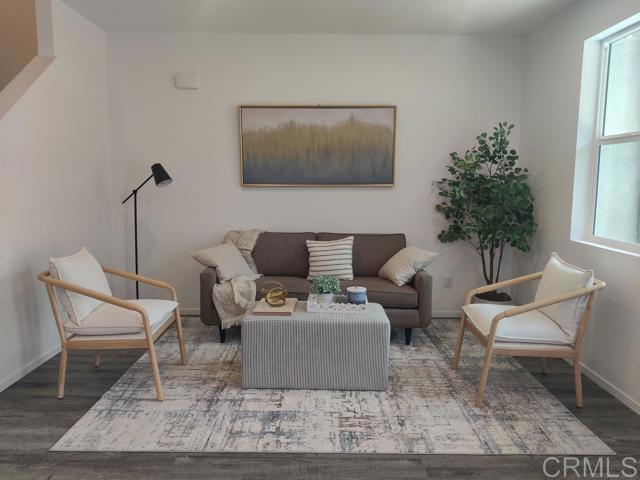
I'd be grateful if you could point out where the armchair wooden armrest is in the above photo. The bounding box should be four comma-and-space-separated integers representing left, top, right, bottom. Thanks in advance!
488, 279, 606, 335
37, 271, 151, 329
101, 266, 177, 300
464, 272, 544, 305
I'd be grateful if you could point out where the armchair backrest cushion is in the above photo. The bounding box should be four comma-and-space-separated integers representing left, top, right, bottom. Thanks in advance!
49, 247, 112, 326
534, 252, 594, 342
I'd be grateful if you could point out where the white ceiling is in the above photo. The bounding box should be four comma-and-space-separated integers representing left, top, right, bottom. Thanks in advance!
62, 0, 575, 36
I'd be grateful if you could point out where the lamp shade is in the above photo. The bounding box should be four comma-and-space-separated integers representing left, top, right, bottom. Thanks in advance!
151, 163, 172, 187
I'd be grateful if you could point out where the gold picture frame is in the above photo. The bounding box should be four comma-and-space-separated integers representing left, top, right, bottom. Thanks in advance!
239, 105, 396, 187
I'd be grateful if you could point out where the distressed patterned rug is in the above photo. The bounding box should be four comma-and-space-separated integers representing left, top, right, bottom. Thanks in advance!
52, 317, 614, 455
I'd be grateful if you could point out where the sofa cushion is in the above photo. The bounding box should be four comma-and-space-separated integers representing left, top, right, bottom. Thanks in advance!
255, 276, 417, 308
253, 232, 317, 277
318, 233, 406, 277
342, 277, 417, 308
462, 303, 572, 345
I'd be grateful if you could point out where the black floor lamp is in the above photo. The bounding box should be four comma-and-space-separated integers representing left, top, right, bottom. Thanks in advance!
122, 163, 172, 299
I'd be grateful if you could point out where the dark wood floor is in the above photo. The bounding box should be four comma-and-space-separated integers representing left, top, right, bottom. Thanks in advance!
0, 321, 638, 480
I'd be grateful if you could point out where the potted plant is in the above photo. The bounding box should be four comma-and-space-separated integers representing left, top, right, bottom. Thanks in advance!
309, 275, 342, 304
434, 122, 536, 303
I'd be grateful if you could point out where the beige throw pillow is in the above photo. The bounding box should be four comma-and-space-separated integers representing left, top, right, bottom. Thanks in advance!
378, 246, 438, 286
191, 242, 259, 283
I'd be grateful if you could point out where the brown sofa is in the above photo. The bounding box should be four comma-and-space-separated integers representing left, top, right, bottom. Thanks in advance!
200, 232, 433, 344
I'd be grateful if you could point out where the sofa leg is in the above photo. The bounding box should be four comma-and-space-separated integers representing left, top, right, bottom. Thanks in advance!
218, 326, 226, 343
405, 328, 412, 345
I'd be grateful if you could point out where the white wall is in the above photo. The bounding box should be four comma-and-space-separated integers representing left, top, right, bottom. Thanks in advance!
106, 33, 524, 314
0, 0, 110, 389
517, 0, 640, 412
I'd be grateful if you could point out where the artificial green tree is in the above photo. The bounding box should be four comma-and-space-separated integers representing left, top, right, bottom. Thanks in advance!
435, 122, 536, 301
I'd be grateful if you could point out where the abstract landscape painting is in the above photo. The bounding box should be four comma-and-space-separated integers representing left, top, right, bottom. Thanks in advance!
240, 106, 396, 186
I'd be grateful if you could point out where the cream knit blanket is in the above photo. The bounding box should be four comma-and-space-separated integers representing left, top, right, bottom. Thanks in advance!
211, 229, 263, 329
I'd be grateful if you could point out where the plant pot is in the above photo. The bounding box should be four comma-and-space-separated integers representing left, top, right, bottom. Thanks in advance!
472, 291, 512, 305
316, 293, 334, 304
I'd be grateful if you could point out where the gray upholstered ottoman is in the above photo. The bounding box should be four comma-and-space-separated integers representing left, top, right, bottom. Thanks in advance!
242, 302, 390, 390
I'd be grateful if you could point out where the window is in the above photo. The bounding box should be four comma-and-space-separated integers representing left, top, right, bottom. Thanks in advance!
591, 24, 640, 247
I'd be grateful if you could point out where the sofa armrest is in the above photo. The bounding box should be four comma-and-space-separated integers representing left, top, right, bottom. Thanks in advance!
200, 267, 221, 326
412, 270, 433, 327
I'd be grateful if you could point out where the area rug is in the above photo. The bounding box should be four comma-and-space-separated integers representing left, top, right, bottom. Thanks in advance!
51, 317, 614, 455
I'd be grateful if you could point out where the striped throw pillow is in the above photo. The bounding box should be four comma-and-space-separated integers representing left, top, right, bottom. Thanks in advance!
306, 236, 354, 280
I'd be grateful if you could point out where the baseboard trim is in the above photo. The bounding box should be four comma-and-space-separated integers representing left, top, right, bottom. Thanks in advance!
180, 307, 461, 319
432, 310, 460, 319
0, 343, 61, 393
579, 361, 640, 415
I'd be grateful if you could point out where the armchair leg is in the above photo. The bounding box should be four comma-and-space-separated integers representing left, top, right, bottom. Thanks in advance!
475, 345, 494, 407
574, 357, 584, 408
57, 348, 68, 399
404, 328, 412, 345
143, 329, 164, 401
452, 313, 467, 370
174, 309, 188, 365
94, 351, 101, 368
218, 326, 226, 344
147, 344, 164, 401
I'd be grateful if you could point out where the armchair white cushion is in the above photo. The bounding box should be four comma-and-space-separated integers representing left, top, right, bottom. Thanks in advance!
50, 247, 112, 325
534, 252, 594, 342
462, 303, 571, 345
64, 299, 178, 336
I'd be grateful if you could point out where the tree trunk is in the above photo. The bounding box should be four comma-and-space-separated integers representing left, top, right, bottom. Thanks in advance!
495, 239, 506, 282
480, 248, 490, 284
488, 246, 495, 284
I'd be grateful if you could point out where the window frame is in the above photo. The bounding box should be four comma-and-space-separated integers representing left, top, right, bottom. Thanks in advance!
586, 22, 640, 255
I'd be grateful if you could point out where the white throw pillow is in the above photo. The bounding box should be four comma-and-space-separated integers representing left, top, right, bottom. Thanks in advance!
49, 247, 112, 326
306, 236, 354, 280
378, 246, 438, 286
191, 242, 258, 283
534, 252, 594, 342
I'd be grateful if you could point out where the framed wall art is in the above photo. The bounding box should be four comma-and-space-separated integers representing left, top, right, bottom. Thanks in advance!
239, 105, 396, 187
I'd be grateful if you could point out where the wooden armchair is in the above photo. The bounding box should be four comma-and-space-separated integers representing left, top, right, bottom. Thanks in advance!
37, 265, 188, 401
451, 257, 605, 408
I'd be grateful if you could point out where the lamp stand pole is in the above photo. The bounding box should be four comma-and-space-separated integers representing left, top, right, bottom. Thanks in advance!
133, 189, 139, 299
122, 173, 154, 299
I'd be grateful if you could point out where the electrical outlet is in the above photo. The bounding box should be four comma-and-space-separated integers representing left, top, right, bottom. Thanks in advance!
443, 276, 453, 289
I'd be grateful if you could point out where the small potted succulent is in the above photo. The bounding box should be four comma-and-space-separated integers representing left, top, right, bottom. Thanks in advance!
309, 275, 342, 304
